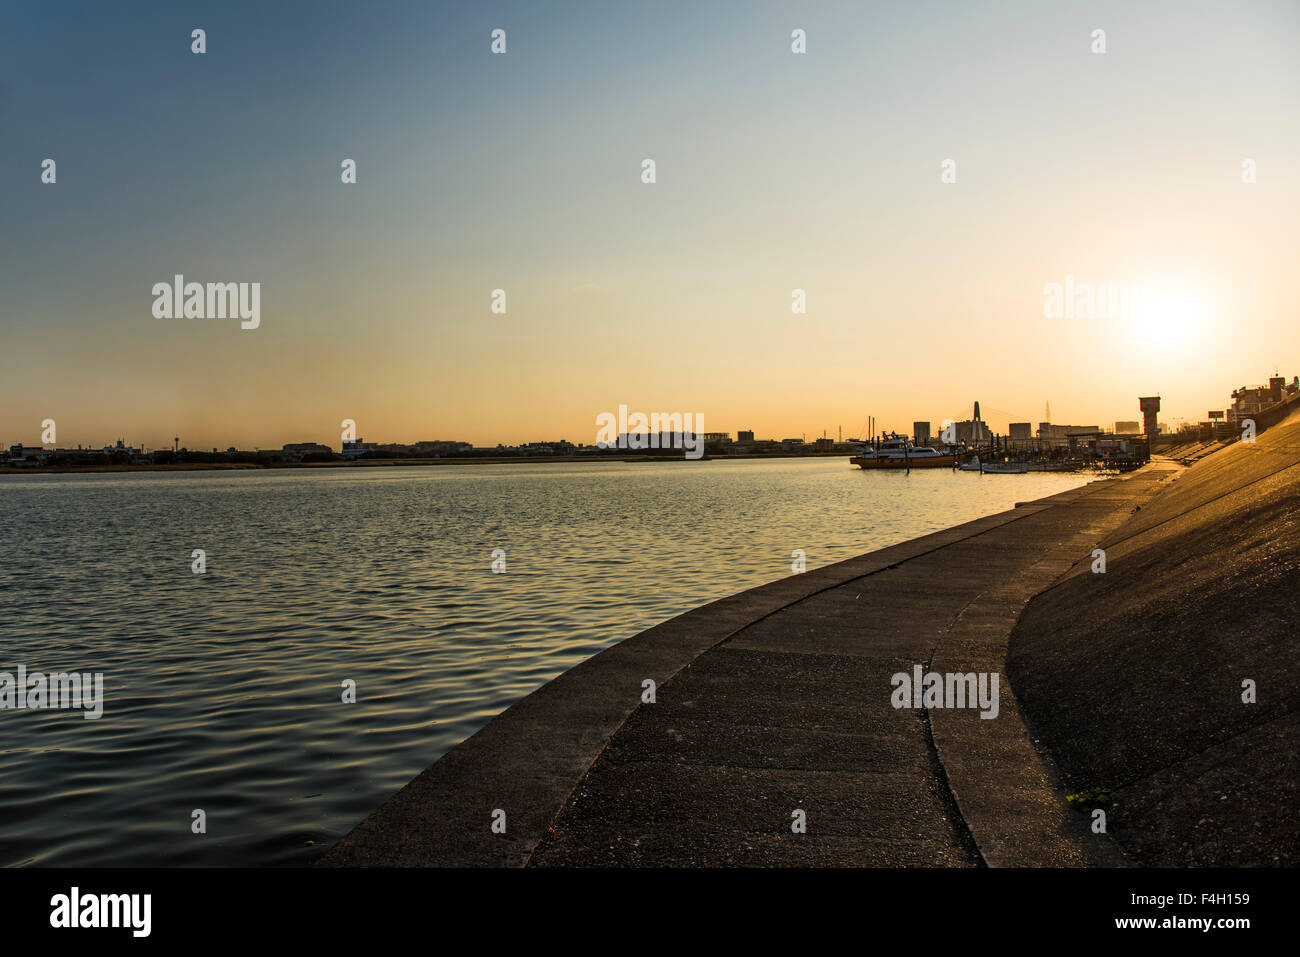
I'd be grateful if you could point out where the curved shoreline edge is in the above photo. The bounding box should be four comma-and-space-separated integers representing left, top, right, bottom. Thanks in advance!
320, 466, 1178, 867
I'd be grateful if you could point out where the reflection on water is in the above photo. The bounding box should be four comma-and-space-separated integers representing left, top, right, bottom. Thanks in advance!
0, 459, 1092, 865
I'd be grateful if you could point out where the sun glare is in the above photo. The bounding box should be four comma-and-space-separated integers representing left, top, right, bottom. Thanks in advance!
1130, 284, 1213, 352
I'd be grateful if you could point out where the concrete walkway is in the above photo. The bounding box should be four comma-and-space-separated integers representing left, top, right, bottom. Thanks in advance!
321, 463, 1175, 867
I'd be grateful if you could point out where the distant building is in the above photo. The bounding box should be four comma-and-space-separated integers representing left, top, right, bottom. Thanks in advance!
813, 437, 834, 452
913, 421, 931, 445
953, 420, 991, 444
737, 430, 755, 444
6, 444, 50, 465
1008, 422, 1032, 441
413, 441, 472, 456
1038, 422, 1099, 442
341, 439, 377, 459
1229, 377, 1294, 423
1139, 396, 1161, 439
99, 439, 142, 457
1114, 421, 1140, 434
283, 442, 332, 456
519, 440, 576, 456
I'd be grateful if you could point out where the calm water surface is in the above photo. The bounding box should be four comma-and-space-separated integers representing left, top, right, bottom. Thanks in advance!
0, 458, 1096, 866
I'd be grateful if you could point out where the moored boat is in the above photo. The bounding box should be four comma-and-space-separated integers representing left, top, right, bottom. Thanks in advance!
960, 454, 1028, 474
850, 437, 956, 469
1022, 460, 1083, 472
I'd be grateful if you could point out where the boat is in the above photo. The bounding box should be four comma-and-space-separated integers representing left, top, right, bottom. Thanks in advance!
1023, 460, 1083, 472
959, 454, 1029, 474
850, 436, 956, 469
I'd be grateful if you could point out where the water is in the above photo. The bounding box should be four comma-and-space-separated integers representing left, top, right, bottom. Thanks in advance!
0, 458, 1094, 866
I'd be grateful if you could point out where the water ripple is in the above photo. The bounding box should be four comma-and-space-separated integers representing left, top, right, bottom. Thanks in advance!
0, 459, 1092, 865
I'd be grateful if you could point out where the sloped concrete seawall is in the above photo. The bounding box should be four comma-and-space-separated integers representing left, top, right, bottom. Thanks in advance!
322, 463, 1179, 867
1008, 408, 1300, 866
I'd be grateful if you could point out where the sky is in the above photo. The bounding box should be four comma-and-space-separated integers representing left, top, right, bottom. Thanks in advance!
2, 0, 1298, 450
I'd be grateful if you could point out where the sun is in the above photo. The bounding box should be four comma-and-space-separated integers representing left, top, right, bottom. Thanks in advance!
1129, 283, 1212, 351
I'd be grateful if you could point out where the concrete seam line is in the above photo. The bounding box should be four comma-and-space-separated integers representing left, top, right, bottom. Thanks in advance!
926, 551, 1043, 869
917, 677, 986, 867
927, 486, 1162, 867
920, 591, 997, 868
527, 479, 1126, 865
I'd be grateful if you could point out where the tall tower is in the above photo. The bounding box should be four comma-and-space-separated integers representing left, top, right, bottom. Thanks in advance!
1045, 400, 1051, 423
1139, 396, 1161, 440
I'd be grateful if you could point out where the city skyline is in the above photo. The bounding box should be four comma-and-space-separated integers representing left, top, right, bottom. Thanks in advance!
5, 368, 1288, 451
0, 387, 1251, 452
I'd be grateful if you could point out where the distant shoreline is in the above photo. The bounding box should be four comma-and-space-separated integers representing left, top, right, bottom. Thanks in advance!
0, 451, 853, 477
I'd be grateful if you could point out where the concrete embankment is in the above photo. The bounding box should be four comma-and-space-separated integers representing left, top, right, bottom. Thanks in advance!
1008, 407, 1300, 866
322, 461, 1185, 867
